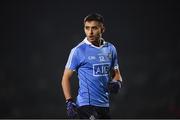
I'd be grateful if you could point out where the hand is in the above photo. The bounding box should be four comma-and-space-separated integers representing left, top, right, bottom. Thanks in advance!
108, 79, 122, 94
66, 98, 78, 118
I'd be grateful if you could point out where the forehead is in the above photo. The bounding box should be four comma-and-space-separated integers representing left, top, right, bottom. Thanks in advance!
84, 20, 102, 27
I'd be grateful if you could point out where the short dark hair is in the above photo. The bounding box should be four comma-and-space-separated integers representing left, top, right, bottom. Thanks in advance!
84, 13, 104, 24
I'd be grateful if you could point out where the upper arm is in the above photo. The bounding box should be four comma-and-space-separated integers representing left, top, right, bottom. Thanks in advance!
62, 68, 74, 81
62, 48, 79, 83
110, 44, 122, 81
111, 44, 119, 70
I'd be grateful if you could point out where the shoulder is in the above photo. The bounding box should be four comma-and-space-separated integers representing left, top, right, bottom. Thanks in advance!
71, 41, 87, 54
105, 41, 117, 49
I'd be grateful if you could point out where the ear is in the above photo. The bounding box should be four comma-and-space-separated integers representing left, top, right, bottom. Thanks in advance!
101, 26, 105, 33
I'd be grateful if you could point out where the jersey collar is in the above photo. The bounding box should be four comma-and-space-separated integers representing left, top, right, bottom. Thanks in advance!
83, 37, 107, 48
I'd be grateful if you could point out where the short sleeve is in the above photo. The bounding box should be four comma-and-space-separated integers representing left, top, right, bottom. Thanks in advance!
111, 45, 119, 70
65, 48, 79, 71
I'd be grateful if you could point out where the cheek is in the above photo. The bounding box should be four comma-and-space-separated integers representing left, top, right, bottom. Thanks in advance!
95, 30, 102, 35
84, 30, 88, 35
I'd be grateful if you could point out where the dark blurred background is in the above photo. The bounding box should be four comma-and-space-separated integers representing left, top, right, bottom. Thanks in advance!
1, 0, 180, 118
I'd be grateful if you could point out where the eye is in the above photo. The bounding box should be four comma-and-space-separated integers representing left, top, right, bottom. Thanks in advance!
85, 26, 89, 30
92, 26, 98, 30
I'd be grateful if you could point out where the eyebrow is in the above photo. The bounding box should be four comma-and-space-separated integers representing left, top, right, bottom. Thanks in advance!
84, 25, 98, 28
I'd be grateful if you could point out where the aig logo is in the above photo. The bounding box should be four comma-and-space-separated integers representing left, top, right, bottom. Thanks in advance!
93, 63, 110, 76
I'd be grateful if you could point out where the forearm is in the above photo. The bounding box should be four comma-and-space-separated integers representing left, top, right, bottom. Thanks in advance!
61, 77, 72, 100
112, 69, 122, 82
109, 69, 123, 94
62, 73, 78, 119
61, 68, 74, 100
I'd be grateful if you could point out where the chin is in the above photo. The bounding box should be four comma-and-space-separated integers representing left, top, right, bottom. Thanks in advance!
88, 38, 95, 42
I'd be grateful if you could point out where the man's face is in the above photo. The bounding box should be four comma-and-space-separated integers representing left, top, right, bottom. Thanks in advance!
84, 20, 104, 43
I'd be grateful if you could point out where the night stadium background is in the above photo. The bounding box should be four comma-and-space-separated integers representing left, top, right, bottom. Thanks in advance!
1, 0, 180, 118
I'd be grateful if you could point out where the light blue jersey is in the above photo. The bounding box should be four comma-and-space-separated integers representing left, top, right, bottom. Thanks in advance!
65, 37, 119, 107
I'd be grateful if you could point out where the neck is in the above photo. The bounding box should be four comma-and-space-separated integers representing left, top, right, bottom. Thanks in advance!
91, 39, 101, 47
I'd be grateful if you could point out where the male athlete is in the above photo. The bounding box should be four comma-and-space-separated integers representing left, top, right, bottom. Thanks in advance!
61, 13, 123, 119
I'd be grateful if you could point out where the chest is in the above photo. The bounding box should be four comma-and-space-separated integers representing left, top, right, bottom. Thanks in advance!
84, 47, 112, 64
81, 47, 113, 76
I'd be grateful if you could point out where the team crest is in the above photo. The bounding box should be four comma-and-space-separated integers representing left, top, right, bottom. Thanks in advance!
107, 53, 112, 59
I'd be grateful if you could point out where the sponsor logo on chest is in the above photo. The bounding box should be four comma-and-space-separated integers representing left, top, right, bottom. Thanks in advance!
93, 63, 110, 76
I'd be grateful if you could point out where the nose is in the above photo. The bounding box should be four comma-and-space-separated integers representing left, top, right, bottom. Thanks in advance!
89, 29, 93, 35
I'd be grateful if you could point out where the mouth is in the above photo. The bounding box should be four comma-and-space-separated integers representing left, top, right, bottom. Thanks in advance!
88, 36, 95, 39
